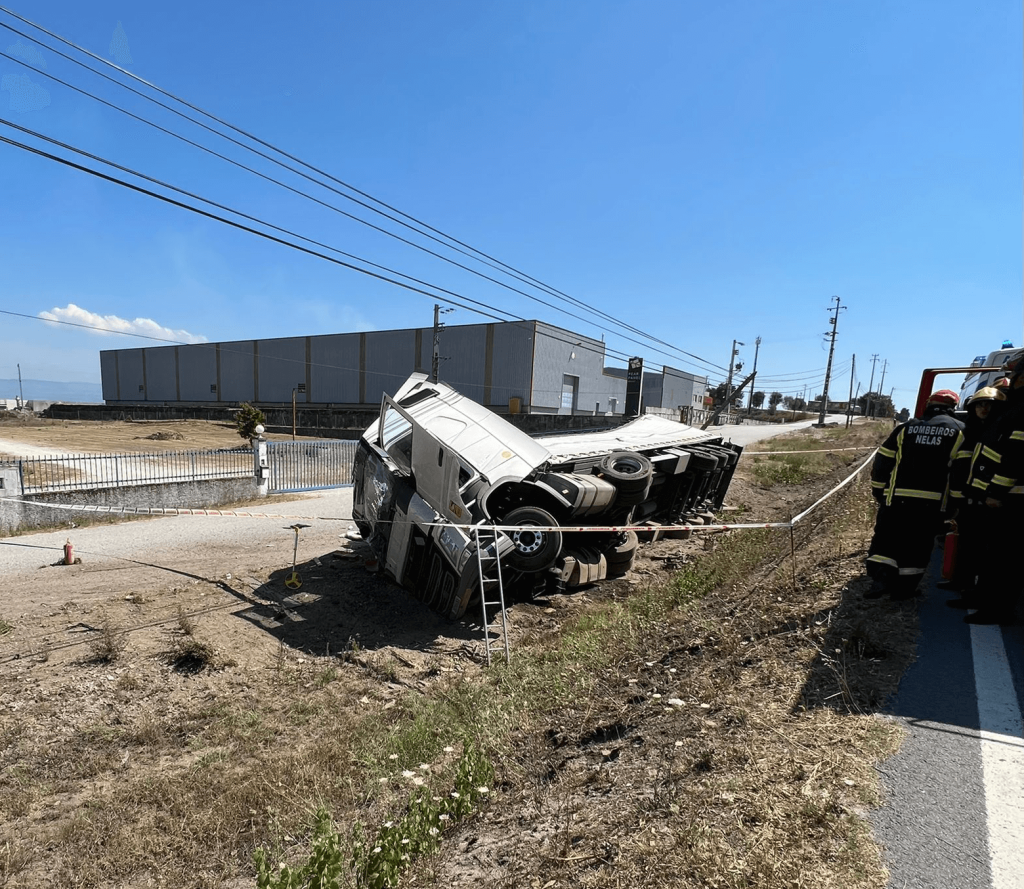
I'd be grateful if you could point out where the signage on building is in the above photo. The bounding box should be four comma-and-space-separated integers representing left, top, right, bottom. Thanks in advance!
625, 356, 644, 417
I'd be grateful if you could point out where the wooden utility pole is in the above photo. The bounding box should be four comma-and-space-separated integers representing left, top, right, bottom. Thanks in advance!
817, 296, 844, 426
878, 359, 888, 408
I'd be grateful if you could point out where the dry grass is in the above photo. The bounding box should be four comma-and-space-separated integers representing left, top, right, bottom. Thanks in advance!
87, 616, 128, 663
0, 424, 911, 889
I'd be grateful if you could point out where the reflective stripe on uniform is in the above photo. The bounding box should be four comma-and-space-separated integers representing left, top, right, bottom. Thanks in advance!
1011, 431, 1024, 441
884, 429, 906, 506
892, 488, 943, 501
970, 478, 990, 491
878, 446, 897, 458
991, 474, 1018, 488
899, 567, 926, 576
867, 554, 898, 569
949, 490, 965, 499
982, 446, 1002, 462
871, 480, 885, 488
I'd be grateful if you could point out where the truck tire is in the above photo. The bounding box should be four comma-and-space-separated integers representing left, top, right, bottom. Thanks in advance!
598, 451, 653, 507
503, 506, 563, 573
605, 530, 638, 577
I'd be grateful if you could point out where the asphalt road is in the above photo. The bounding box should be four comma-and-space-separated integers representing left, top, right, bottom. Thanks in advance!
870, 549, 1024, 889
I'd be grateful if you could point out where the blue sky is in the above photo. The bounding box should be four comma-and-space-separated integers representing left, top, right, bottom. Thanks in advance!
0, 0, 1020, 410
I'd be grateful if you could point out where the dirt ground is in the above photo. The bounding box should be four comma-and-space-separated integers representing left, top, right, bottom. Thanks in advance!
0, 420, 905, 888
0, 416, 303, 458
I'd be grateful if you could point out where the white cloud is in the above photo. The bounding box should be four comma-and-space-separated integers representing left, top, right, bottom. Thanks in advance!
38, 304, 207, 344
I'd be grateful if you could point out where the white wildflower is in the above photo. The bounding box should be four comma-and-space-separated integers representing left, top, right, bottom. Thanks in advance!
402, 770, 415, 778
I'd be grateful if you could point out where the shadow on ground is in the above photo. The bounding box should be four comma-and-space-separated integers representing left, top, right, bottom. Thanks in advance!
225, 547, 481, 657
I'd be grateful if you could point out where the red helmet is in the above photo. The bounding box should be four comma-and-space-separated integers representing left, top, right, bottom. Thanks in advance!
993, 376, 1012, 389
927, 389, 960, 407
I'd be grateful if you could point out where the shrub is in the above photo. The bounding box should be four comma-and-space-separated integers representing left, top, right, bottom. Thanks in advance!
236, 403, 266, 441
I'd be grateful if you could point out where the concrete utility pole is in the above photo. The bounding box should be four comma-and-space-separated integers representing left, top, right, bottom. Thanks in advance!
817, 296, 844, 426
17, 363, 24, 409
878, 359, 888, 410
846, 353, 856, 428
431, 304, 453, 383
867, 353, 880, 418
724, 340, 744, 422
747, 336, 761, 416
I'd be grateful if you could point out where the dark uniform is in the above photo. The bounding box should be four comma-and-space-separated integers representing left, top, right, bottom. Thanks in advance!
944, 388, 1005, 598
962, 372, 1024, 623
866, 400, 964, 598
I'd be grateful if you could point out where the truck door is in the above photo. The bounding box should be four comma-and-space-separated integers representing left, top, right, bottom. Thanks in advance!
379, 396, 472, 525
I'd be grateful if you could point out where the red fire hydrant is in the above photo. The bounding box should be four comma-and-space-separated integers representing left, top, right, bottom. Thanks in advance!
63, 539, 74, 566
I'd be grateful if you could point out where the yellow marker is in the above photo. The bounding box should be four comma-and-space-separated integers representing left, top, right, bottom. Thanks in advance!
285, 524, 308, 590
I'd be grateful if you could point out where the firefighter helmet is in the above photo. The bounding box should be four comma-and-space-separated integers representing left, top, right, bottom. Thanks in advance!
993, 377, 1012, 389
968, 387, 1007, 405
927, 389, 960, 407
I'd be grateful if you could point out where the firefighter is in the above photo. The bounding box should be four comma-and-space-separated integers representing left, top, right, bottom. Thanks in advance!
960, 352, 1024, 624
865, 389, 965, 600
942, 386, 1007, 605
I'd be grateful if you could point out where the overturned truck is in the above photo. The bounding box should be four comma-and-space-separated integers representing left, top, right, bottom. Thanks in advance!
352, 374, 742, 619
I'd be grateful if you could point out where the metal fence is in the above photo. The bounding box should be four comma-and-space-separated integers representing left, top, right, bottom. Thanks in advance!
267, 440, 357, 492
10, 447, 253, 495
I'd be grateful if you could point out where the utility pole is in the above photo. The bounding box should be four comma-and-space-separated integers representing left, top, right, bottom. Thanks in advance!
846, 353, 856, 428
747, 336, 761, 416
878, 359, 888, 413
17, 363, 24, 410
867, 354, 879, 418
724, 339, 744, 422
431, 304, 453, 383
817, 296, 844, 426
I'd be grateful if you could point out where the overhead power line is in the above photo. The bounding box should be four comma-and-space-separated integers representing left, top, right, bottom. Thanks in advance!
0, 119, 719, 379
1, 127, 708, 379
0, 9, 730, 377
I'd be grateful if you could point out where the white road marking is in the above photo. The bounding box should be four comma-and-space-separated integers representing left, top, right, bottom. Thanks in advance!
970, 624, 1024, 889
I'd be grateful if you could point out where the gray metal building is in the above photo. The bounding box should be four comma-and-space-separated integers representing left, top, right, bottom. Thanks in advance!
100, 319, 707, 416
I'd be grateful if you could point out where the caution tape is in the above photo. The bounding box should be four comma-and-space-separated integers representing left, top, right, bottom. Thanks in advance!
1, 450, 875, 535
0, 498, 346, 521
743, 446, 874, 455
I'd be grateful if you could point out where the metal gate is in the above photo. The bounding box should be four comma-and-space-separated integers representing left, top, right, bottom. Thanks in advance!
266, 440, 358, 493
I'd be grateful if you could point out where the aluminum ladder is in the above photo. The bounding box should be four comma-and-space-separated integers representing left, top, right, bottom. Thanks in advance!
473, 526, 510, 665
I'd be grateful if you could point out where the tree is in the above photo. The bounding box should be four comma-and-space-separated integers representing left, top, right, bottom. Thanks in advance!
751, 391, 766, 409
708, 382, 744, 407
235, 403, 266, 440
768, 391, 783, 413
857, 391, 894, 419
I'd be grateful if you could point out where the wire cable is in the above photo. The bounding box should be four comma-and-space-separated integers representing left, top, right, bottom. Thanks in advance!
0, 14, 730, 376
0, 126, 688, 380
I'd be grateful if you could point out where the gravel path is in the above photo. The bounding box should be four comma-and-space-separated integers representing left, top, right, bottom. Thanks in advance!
0, 487, 354, 577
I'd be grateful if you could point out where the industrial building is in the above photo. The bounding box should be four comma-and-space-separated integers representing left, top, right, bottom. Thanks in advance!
100, 319, 707, 417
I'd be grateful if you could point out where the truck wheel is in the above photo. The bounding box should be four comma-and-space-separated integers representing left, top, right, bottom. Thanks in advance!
598, 451, 653, 506
605, 530, 638, 577
502, 506, 562, 573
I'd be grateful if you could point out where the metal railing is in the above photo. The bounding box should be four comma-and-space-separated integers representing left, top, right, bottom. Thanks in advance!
9, 447, 253, 495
